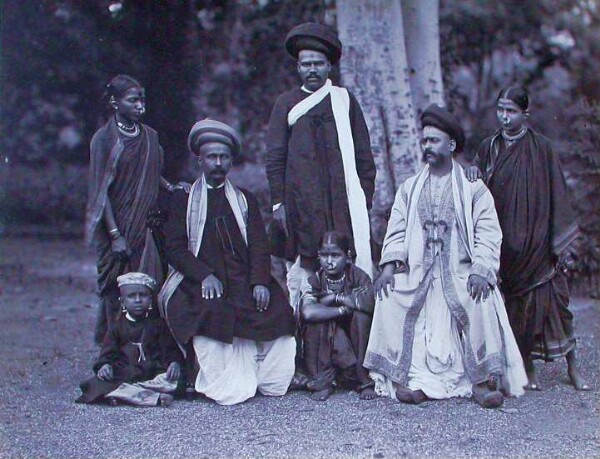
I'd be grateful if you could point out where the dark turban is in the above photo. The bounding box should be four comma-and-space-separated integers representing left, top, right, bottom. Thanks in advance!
285, 22, 342, 64
187, 119, 241, 157
420, 104, 465, 152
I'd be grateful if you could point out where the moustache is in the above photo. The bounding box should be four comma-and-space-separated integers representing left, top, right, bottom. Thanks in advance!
422, 148, 435, 161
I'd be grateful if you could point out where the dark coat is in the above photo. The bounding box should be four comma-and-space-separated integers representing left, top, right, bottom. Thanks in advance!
164, 187, 295, 345
76, 315, 182, 404
265, 88, 375, 269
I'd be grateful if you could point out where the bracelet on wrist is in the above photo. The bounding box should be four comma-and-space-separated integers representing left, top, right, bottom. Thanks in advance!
338, 306, 346, 316
108, 228, 121, 240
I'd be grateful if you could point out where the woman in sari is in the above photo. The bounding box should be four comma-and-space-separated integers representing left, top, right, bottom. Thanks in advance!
466, 86, 590, 391
85, 74, 188, 344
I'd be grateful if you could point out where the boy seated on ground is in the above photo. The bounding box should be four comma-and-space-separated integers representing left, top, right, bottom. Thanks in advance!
300, 231, 376, 401
76, 272, 182, 407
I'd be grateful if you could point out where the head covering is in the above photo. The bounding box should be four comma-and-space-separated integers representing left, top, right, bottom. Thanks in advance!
421, 104, 465, 152
187, 119, 242, 156
285, 22, 342, 64
117, 272, 157, 291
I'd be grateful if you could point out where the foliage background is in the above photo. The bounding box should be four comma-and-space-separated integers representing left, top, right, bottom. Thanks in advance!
1, 0, 598, 293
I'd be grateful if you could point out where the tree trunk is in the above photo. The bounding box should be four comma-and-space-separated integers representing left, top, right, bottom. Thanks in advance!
402, 0, 444, 116
336, 0, 421, 245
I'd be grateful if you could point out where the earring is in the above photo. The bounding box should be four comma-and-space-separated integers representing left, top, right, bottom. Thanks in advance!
109, 96, 118, 111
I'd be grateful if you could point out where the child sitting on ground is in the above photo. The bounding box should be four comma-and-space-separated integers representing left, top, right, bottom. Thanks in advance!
301, 231, 376, 401
76, 272, 182, 407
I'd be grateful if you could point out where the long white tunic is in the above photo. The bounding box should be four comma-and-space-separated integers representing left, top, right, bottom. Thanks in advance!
364, 162, 527, 399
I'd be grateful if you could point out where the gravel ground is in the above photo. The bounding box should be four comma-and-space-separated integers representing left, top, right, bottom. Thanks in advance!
0, 237, 598, 459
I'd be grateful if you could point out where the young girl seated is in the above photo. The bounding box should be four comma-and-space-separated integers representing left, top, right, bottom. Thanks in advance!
300, 231, 376, 401
76, 272, 182, 407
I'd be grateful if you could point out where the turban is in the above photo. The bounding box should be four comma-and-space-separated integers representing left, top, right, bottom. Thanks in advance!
421, 104, 465, 152
117, 272, 157, 291
187, 119, 242, 157
285, 22, 342, 64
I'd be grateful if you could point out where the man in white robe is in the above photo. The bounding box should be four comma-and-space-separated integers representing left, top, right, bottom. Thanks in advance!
364, 105, 527, 408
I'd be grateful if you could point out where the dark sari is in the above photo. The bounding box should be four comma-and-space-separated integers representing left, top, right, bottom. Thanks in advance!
476, 129, 579, 361
85, 118, 164, 343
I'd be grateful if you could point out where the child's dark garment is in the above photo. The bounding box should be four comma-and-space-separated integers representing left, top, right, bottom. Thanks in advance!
301, 264, 375, 392
76, 315, 182, 405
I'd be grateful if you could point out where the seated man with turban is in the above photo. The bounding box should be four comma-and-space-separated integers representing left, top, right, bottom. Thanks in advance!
159, 120, 296, 405
364, 105, 528, 408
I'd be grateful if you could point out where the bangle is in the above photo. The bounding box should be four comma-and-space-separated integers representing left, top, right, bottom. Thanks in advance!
108, 228, 121, 240
166, 182, 176, 193
338, 306, 346, 316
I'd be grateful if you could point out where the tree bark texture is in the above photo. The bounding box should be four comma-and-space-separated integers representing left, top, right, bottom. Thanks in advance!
402, 0, 444, 116
336, 0, 421, 245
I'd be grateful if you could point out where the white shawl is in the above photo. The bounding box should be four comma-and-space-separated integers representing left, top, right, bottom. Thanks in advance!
288, 79, 373, 277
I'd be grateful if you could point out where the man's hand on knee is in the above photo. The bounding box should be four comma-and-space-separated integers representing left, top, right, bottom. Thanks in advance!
467, 274, 491, 302
374, 263, 396, 300
202, 274, 223, 299
253, 285, 270, 312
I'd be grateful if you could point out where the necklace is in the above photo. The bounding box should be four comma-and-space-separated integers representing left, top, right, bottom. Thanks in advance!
325, 273, 345, 285
501, 126, 527, 142
116, 119, 140, 137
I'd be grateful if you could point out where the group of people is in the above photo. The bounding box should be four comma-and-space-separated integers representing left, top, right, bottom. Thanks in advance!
77, 22, 590, 409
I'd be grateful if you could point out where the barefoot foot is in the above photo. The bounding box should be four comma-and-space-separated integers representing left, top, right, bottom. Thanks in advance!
310, 386, 334, 401
395, 387, 428, 405
360, 386, 377, 400
472, 382, 504, 409
525, 359, 542, 391
568, 367, 591, 391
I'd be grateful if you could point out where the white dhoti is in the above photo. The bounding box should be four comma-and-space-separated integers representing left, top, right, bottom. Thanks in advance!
107, 373, 178, 407
193, 335, 296, 405
406, 279, 471, 399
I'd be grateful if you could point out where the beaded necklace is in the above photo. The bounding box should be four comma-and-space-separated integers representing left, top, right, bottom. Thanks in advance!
116, 119, 140, 138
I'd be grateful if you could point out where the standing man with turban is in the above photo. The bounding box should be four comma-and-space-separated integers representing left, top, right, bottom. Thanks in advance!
266, 22, 376, 312
159, 120, 296, 405
364, 105, 527, 408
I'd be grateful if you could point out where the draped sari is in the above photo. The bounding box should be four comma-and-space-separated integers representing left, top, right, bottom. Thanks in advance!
476, 129, 579, 360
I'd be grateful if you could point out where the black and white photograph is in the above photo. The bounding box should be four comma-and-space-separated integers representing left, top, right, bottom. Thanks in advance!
1, 1, 598, 458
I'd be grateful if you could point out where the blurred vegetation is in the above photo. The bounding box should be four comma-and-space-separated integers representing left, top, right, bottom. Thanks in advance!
1, 0, 598, 293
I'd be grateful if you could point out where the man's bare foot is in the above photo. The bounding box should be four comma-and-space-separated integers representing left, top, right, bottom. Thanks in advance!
472, 382, 504, 409
310, 386, 334, 401
396, 386, 415, 404
525, 359, 541, 391
395, 387, 427, 405
360, 386, 377, 400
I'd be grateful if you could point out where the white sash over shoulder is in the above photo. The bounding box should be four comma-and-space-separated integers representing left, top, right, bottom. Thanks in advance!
287, 79, 373, 277
158, 175, 248, 352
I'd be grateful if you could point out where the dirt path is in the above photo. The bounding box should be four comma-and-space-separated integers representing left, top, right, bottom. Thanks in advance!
0, 237, 598, 458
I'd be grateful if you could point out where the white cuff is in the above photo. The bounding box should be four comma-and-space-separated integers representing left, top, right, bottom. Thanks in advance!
272, 203, 283, 212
